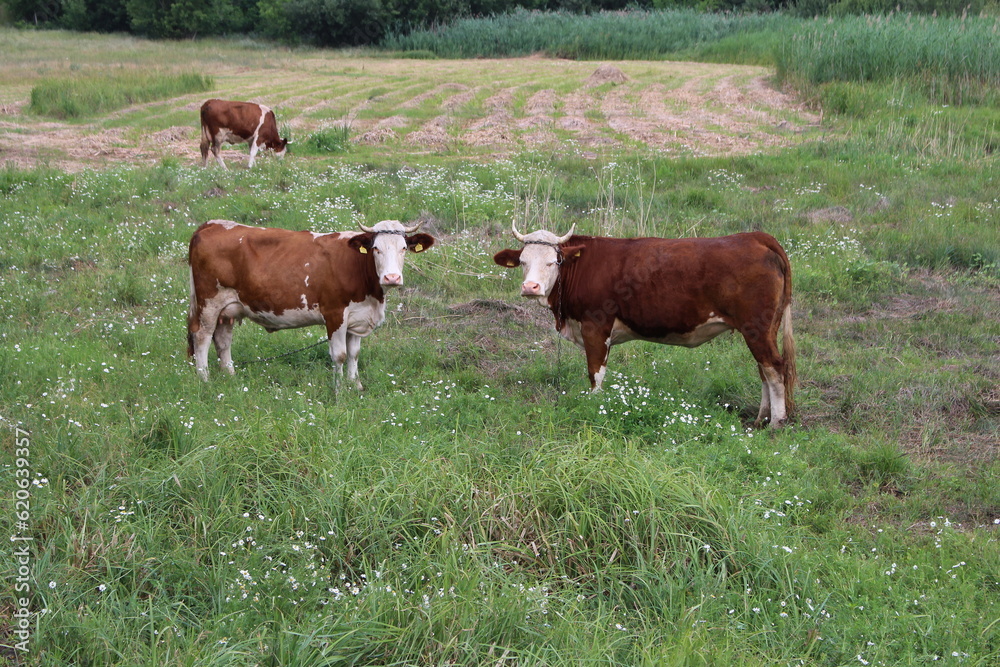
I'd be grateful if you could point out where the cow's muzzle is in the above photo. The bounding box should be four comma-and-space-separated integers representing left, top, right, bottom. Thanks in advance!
521, 281, 543, 297
382, 274, 403, 287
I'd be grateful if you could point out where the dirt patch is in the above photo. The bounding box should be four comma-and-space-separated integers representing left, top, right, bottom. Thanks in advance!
152, 126, 194, 144
463, 88, 516, 146
585, 64, 629, 87
0, 101, 25, 115
406, 116, 453, 149
356, 127, 398, 144
0, 57, 829, 169
402, 83, 468, 109
442, 86, 480, 111
806, 206, 854, 224
524, 89, 556, 115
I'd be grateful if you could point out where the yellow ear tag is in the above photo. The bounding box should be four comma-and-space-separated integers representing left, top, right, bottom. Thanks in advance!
414, 243, 423, 253
574, 250, 582, 257
359, 246, 368, 254
506, 260, 516, 267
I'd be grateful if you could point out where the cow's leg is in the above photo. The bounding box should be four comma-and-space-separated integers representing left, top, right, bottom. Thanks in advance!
212, 136, 227, 169
190, 313, 218, 381
761, 365, 787, 426
756, 365, 772, 425
345, 333, 363, 391
213, 316, 236, 375
742, 327, 787, 427
581, 323, 613, 392
200, 132, 211, 167
247, 139, 260, 168
327, 324, 349, 390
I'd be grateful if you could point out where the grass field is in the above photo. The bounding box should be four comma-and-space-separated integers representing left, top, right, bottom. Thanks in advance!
1, 25, 999, 667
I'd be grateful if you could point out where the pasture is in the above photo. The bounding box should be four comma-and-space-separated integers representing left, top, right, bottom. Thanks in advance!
1, 27, 999, 666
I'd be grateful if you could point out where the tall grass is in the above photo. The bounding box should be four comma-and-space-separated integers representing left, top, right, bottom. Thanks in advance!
29, 68, 213, 119
776, 13, 1000, 105
382, 8, 796, 61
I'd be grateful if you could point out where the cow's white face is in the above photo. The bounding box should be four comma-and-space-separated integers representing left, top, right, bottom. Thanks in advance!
512, 231, 565, 303
350, 220, 434, 287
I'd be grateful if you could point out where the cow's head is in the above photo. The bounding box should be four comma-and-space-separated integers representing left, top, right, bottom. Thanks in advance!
271, 137, 290, 157
348, 220, 435, 287
493, 223, 581, 303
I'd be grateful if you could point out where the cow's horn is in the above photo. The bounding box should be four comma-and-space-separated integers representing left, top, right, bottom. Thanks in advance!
402, 220, 423, 233
358, 222, 377, 233
555, 224, 576, 244
511, 222, 526, 242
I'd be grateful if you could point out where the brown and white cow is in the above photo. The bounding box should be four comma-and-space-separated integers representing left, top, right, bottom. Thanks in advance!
187, 219, 434, 388
494, 225, 797, 426
199, 99, 289, 169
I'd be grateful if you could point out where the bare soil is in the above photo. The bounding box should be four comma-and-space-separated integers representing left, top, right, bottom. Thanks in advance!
0, 58, 821, 171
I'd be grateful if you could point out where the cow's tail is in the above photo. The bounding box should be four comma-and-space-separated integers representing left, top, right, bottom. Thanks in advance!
779, 252, 797, 417
199, 108, 213, 163
187, 265, 197, 358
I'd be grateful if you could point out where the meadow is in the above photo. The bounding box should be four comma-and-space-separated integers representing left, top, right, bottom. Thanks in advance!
1, 17, 999, 667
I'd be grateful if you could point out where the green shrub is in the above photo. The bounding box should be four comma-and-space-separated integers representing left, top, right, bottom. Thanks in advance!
300, 126, 352, 154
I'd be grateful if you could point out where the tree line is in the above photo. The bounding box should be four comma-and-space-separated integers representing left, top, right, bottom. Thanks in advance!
1, 0, 989, 47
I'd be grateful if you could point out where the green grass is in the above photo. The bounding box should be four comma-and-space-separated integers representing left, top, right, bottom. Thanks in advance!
297, 126, 353, 155
2, 29, 1000, 667
28, 68, 213, 119
382, 8, 796, 61
776, 13, 1000, 106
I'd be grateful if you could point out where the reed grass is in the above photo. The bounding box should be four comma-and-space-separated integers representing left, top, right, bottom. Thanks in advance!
383, 8, 795, 61
776, 12, 1000, 105
29, 68, 213, 119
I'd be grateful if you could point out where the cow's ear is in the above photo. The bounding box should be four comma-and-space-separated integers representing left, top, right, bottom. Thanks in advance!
348, 233, 374, 254
406, 233, 435, 253
493, 249, 522, 268
560, 244, 585, 262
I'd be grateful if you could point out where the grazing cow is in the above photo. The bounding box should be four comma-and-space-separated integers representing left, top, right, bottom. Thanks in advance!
493, 225, 796, 426
199, 99, 289, 169
187, 219, 434, 388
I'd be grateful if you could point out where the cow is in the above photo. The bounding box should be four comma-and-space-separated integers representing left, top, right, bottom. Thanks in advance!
187, 219, 434, 388
493, 224, 797, 426
199, 99, 289, 169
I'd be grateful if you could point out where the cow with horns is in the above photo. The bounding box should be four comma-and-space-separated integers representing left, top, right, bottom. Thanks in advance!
187, 219, 434, 388
493, 224, 797, 426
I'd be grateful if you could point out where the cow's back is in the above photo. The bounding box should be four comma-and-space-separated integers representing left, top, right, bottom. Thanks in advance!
189, 222, 373, 306
200, 99, 264, 137
560, 232, 789, 338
